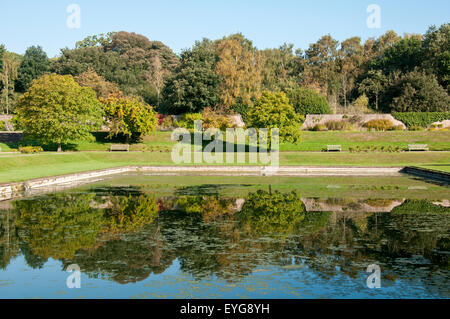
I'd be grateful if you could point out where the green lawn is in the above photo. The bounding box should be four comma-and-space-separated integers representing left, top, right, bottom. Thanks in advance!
2, 130, 449, 152
0, 151, 449, 183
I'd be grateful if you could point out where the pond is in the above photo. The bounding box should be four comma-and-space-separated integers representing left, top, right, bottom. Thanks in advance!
0, 174, 449, 299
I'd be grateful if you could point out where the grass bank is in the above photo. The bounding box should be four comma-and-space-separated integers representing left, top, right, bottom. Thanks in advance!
1, 130, 449, 152
0, 151, 449, 183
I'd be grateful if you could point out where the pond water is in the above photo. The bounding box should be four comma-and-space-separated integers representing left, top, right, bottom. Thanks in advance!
0, 174, 449, 299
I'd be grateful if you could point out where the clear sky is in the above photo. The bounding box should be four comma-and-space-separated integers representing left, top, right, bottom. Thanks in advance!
1, 0, 449, 57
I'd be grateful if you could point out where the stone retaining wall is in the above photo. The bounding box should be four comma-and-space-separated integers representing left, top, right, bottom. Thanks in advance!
0, 165, 403, 201
402, 166, 450, 183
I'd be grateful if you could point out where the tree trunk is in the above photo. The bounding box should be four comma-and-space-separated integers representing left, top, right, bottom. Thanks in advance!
5, 69, 9, 115
57, 143, 62, 152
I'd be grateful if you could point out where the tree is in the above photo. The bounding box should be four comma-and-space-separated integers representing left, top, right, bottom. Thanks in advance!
248, 91, 303, 143
161, 39, 221, 114
75, 32, 115, 48
215, 33, 262, 112
238, 190, 307, 236
15, 46, 50, 93
0, 44, 5, 73
358, 70, 387, 110
15, 193, 105, 260
53, 32, 179, 105
74, 68, 118, 98
337, 37, 364, 107
260, 43, 300, 91
422, 24, 450, 91
100, 91, 158, 142
14, 74, 103, 151
303, 35, 340, 101
371, 35, 423, 75
287, 87, 331, 115
383, 70, 450, 112
0, 52, 20, 114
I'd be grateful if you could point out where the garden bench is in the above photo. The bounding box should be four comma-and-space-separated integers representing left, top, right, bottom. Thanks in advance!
408, 144, 429, 152
327, 145, 342, 152
110, 144, 130, 152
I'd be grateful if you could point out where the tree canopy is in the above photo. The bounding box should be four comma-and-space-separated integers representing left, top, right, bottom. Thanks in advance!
248, 91, 303, 143
100, 91, 158, 141
15, 46, 50, 93
14, 74, 103, 151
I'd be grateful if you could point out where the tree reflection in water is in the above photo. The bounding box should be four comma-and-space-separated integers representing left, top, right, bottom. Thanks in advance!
0, 187, 448, 288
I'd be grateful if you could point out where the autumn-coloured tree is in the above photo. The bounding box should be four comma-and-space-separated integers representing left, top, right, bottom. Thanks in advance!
303, 35, 340, 101
14, 74, 103, 151
74, 68, 118, 99
100, 91, 158, 142
214, 34, 262, 112
337, 37, 364, 107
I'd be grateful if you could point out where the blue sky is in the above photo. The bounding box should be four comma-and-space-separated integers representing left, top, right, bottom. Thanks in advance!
1, 0, 449, 57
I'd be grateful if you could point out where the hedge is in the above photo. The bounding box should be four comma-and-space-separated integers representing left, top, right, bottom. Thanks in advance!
392, 112, 450, 128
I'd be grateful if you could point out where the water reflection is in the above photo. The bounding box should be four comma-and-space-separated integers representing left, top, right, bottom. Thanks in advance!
0, 186, 449, 298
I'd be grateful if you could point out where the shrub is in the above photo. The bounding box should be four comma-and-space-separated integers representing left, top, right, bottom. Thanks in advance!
19, 146, 43, 154
324, 120, 348, 131
363, 119, 395, 131
409, 125, 424, 131
392, 112, 450, 128
157, 114, 165, 126
311, 124, 327, 131
388, 124, 405, 131
159, 116, 176, 130
202, 107, 233, 131
248, 91, 303, 143
353, 94, 369, 108
287, 87, 331, 115
177, 113, 203, 129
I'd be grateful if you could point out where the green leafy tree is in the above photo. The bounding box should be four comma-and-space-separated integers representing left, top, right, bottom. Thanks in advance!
383, 70, 450, 112
15, 46, 50, 93
260, 43, 300, 91
358, 70, 387, 110
100, 91, 158, 142
14, 74, 103, 151
161, 39, 221, 114
75, 32, 115, 48
371, 35, 423, 75
422, 24, 450, 91
287, 87, 331, 115
248, 91, 303, 143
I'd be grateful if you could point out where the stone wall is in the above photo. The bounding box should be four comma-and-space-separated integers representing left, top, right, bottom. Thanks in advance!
0, 115, 14, 131
302, 114, 406, 130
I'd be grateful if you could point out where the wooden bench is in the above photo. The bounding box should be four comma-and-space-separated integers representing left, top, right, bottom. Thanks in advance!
327, 145, 342, 152
408, 144, 429, 152
110, 144, 130, 152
